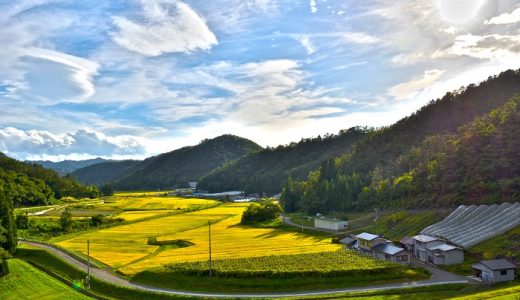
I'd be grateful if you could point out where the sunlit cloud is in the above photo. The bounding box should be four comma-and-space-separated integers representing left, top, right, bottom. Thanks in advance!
111, 0, 218, 56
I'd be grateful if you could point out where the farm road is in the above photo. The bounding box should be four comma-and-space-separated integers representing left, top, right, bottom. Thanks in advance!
20, 240, 468, 299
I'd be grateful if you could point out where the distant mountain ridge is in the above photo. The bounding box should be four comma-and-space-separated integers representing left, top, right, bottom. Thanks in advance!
72, 134, 262, 190
198, 127, 367, 194
27, 157, 113, 175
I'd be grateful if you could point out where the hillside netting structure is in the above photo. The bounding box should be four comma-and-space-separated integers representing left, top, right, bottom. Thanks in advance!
420, 202, 520, 249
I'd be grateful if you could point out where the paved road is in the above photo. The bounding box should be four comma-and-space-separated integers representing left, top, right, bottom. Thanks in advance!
21, 240, 468, 299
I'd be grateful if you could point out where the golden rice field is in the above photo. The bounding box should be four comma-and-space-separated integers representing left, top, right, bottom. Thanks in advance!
55, 202, 341, 274
102, 196, 218, 211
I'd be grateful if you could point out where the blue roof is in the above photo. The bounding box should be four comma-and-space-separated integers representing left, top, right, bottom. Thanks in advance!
355, 232, 380, 241
372, 243, 405, 255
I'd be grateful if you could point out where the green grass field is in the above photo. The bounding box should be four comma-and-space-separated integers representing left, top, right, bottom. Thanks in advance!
0, 259, 90, 300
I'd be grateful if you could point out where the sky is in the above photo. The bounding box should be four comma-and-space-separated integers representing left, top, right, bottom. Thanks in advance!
1, 0, 520, 161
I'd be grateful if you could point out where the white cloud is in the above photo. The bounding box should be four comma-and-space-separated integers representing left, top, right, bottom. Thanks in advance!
342, 32, 379, 44
433, 34, 520, 61
388, 69, 446, 100
294, 35, 316, 54
485, 7, 520, 24
111, 0, 218, 56
310, 0, 317, 13
0, 127, 146, 160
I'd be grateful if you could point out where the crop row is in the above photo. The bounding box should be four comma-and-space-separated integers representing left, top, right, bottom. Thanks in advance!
163, 250, 401, 278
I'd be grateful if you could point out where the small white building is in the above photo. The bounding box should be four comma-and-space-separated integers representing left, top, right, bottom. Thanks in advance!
355, 232, 388, 252
314, 217, 348, 231
372, 243, 410, 264
472, 259, 517, 284
412, 234, 463, 265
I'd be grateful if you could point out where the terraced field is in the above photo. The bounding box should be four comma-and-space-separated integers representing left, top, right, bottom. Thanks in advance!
56, 202, 341, 274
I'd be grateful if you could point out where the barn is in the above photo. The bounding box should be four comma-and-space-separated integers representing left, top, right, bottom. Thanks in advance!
314, 217, 348, 231
472, 259, 517, 284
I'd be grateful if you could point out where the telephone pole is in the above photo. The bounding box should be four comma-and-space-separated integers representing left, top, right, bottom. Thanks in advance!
208, 220, 212, 277
86, 240, 91, 289
374, 208, 379, 236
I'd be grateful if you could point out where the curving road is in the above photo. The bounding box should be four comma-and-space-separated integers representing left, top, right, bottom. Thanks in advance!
20, 240, 468, 299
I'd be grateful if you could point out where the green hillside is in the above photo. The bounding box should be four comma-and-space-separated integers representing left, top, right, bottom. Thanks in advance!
198, 127, 367, 193
71, 160, 141, 186
283, 69, 520, 213
110, 134, 262, 190
0, 153, 99, 206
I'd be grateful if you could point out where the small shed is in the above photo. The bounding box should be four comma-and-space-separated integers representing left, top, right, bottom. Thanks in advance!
372, 243, 410, 264
472, 259, 517, 284
339, 236, 356, 248
355, 232, 388, 252
314, 217, 348, 231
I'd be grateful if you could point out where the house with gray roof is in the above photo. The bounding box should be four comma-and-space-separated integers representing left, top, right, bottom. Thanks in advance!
372, 243, 410, 264
354, 232, 387, 252
412, 234, 463, 265
472, 259, 517, 284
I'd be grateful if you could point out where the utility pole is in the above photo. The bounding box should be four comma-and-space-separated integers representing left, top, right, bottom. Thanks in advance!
374, 208, 379, 236
208, 220, 212, 277
86, 240, 91, 289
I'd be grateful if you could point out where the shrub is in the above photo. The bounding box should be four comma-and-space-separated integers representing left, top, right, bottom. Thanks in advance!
241, 201, 282, 224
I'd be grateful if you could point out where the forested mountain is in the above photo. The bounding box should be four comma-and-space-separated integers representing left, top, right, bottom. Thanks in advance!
282, 69, 520, 213
198, 127, 368, 194
71, 160, 141, 186
72, 135, 262, 190
28, 158, 112, 175
0, 152, 99, 206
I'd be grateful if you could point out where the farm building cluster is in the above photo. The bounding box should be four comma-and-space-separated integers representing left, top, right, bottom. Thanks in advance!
337, 202, 520, 284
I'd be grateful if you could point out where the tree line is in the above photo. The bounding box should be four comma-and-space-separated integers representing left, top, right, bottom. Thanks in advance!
281, 69, 520, 213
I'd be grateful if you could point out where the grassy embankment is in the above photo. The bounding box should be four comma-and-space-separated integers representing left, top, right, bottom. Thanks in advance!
287, 209, 448, 241
0, 258, 90, 300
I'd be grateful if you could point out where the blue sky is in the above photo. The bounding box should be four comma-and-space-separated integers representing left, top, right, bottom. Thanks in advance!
1, 0, 520, 161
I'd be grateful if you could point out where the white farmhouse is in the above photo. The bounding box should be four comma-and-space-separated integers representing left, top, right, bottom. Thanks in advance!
314, 217, 348, 231
472, 259, 517, 284
412, 234, 463, 265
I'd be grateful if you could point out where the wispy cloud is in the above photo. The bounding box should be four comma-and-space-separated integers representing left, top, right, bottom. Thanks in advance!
310, 0, 317, 14
388, 69, 446, 100
111, 0, 218, 56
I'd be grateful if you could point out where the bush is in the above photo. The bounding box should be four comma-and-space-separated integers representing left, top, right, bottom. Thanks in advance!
241, 201, 282, 224
59, 210, 73, 232
90, 215, 104, 227
15, 213, 29, 229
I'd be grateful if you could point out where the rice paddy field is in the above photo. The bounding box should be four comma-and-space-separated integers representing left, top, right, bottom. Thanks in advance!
55, 201, 342, 274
